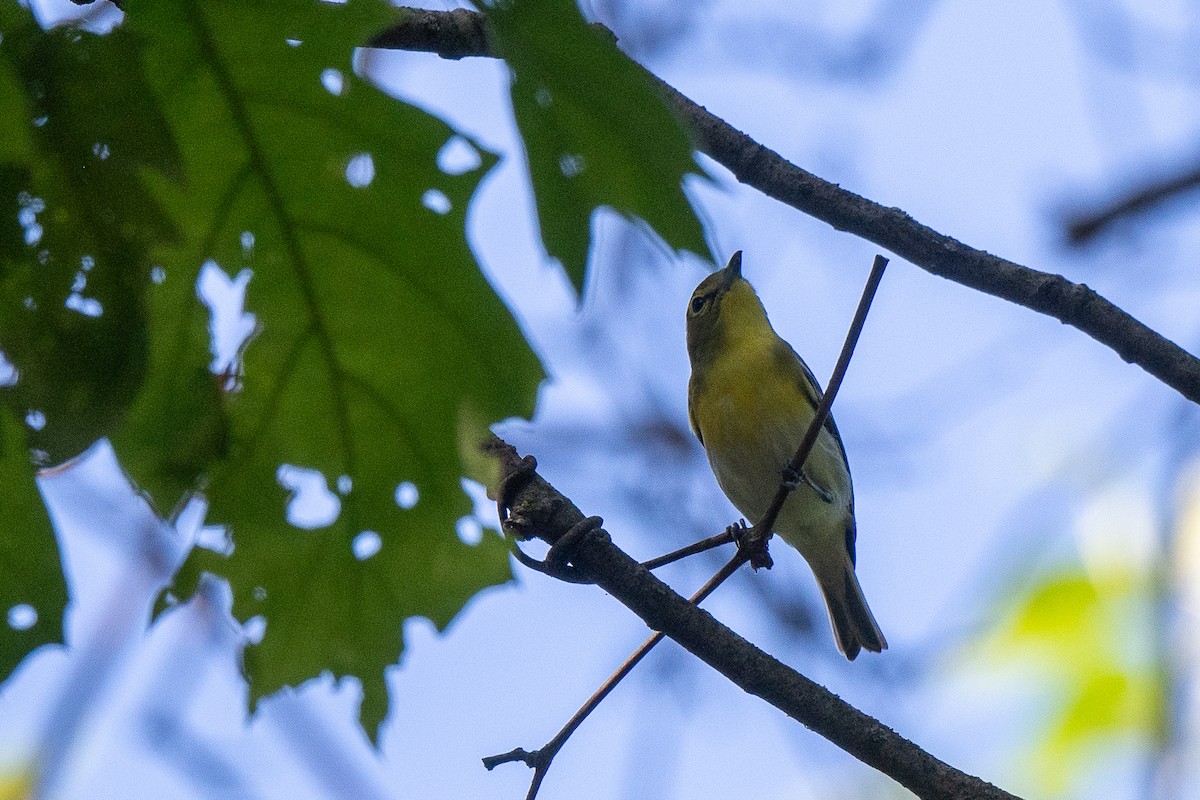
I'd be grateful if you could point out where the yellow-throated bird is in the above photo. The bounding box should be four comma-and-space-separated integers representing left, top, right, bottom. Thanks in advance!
686, 251, 886, 660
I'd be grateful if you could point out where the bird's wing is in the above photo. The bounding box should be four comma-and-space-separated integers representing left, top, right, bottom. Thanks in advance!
774, 339, 858, 559
773, 339, 848, 463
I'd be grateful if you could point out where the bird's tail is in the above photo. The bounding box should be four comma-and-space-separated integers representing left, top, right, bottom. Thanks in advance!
818, 560, 887, 661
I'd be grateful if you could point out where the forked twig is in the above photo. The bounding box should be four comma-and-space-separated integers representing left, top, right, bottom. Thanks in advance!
486, 254, 888, 800
483, 556, 744, 800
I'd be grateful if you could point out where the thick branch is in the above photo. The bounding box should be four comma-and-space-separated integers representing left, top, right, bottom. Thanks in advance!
484, 437, 1018, 800
374, 7, 1200, 406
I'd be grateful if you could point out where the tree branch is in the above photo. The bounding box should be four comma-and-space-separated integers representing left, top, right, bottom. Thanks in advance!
1064, 157, 1200, 245
483, 436, 1019, 800
374, 7, 1200, 406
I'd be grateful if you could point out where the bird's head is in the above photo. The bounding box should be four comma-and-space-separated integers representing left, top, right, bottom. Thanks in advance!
686, 251, 768, 366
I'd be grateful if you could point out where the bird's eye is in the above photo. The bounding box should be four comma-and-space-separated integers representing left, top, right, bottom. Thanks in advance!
691, 295, 707, 314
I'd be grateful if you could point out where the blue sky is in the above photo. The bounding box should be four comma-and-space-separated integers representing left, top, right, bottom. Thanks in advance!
7, 1, 1200, 798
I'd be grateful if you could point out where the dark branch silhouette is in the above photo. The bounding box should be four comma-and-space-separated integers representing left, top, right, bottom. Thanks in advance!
483, 435, 1020, 800
372, 6, 1200, 407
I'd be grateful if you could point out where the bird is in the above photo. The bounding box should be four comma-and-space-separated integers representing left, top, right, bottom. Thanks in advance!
686, 251, 886, 660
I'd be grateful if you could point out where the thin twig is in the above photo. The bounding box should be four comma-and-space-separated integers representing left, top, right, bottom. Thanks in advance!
372, 7, 1200, 407
1064, 159, 1200, 245
639, 528, 735, 570
741, 254, 889, 565
483, 556, 744, 800
485, 255, 888, 800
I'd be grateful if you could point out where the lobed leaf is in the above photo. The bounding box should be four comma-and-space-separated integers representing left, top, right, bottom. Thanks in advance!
484, 0, 712, 291
120, 0, 543, 740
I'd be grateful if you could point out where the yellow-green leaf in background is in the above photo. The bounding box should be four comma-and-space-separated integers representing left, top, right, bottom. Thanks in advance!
972, 563, 1161, 797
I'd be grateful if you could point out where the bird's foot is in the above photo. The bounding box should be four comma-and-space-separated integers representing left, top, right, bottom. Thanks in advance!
731, 519, 773, 570
511, 515, 601, 585
780, 465, 802, 491
781, 465, 834, 504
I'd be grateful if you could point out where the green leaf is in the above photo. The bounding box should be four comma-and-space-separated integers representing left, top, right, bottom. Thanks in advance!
0, 6, 179, 679
0, 10, 181, 465
1033, 667, 1159, 794
0, 409, 65, 681
484, 0, 711, 291
1048, 669, 1136, 747
111, 263, 228, 518
122, 0, 543, 740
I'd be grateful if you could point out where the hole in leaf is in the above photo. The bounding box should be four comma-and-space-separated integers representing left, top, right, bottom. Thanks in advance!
321, 68, 345, 96
80, 254, 94, 271
535, 87, 552, 108
422, 189, 451, 215
240, 231, 255, 252
437, 136, 482, 175
559, 154, 586, 178
345, 153, 375, 188
352, 531, 381, 561
337, 475, 352, 494
277, 465, 341, 529
151, 266, 166, 284
0, 353, 17, 387
17, 194, 44, 246
456, 517, 482, 546
91, 142, 110, 160
245, 615, 266, 643
253, 587, 267, 602
65, 294, 103, 317
394, 481, 419, 510
195, 525, 233, 556
24, 410, 45, 431
7, 604, 36, 631
199, 262, 257, 381
286, 38, 302, 47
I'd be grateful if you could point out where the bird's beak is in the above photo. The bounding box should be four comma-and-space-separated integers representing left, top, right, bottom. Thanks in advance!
721, 251, 743, 287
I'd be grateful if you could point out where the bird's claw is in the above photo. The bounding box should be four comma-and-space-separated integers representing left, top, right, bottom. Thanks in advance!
726, 519, 752, 547
511, 515, 601, 585
731, 518, 774, 571
780, 465, 802, 491
781, 464, 834, 504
